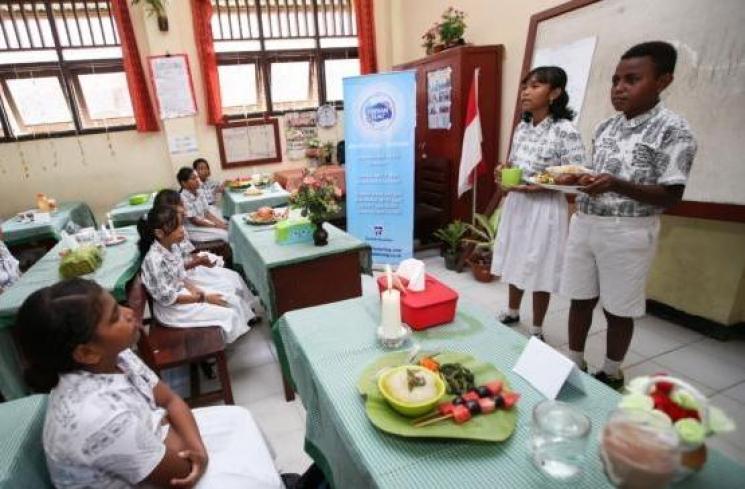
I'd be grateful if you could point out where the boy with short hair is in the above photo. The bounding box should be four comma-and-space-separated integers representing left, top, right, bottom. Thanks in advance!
560, 41, 697, 389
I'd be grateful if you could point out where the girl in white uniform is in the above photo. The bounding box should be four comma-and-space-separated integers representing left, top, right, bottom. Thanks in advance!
138, 206, 253, 343
152, 189, 259, 323
14, 278, 285, 489
193, 158, 224, 209
492, 66, 587, 340
177, 167, 229, 243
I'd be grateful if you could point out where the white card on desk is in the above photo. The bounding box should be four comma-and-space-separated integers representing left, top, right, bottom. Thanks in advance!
513, 337, 585, 399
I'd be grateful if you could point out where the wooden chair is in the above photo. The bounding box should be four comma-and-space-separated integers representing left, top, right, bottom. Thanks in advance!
126, 275, 234, 406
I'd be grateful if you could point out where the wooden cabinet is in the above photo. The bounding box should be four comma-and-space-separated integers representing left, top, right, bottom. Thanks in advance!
395, 45, 503, 240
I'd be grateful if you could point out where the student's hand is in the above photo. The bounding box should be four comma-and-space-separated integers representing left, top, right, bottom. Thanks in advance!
185, 283, 201, 296
198, 254, 216, 268
580, 173, 618, 195
510, 184, 544, 193
206, 293, 228, 307
494, 163, 508, 184
170, 449, 208, 487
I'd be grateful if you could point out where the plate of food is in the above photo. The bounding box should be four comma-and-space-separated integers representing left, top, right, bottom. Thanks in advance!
243, 186, 263, 197
227, 178, 252, 191
358, 351, 520, 442
530, 165, 596, 194
244, 206, 277, 225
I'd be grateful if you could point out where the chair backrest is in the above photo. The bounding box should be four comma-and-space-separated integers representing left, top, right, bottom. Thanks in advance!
125, 274, 157, 369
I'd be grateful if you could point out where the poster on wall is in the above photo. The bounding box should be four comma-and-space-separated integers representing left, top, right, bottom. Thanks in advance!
216, 119, 281, 168
344, 71, 416, 266
427, 67, 452, 130
148, 54, 198, 119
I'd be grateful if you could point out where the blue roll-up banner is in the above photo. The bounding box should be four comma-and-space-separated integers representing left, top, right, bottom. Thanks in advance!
344, 71, 416, 266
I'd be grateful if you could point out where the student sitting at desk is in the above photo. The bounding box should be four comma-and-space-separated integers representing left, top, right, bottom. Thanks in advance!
14, 278, 324, 489
193, 158, 224, 208
138, 206, 253, 344
0, 230, 20, 294
561, 41, 697, 389
177, 167, 228, 244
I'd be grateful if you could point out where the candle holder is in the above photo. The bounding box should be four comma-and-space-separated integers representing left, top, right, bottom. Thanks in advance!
377, 323, 412, 349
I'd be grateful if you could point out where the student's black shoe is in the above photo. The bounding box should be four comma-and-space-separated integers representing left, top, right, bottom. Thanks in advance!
282, 464, 327, 489
280, 473, 302, 488
248, 316, 261, 326
593, 371, 624, 391
199, 360, 217, 380
532, 333, 545, 342
497, 311, 520, 325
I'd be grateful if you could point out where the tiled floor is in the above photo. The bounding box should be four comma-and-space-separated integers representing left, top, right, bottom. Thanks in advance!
220, 252, 745, 476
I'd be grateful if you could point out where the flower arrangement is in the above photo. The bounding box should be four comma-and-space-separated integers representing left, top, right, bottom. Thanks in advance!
422, 7, 467, 54
619, 375, 735, 475
289, 169, 342, 224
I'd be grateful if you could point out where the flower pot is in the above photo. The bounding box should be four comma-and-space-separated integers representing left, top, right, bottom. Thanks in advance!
443, 250, 459, 270
432, 44, 445, 53
468, 259, 494, 283
312, 221, 328, 246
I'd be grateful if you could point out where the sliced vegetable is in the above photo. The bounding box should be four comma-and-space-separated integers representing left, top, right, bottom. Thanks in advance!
419, 356, 440, 372
675, 418, 706, 446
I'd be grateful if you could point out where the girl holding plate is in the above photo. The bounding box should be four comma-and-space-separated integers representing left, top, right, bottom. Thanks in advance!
492, 66, 587, 340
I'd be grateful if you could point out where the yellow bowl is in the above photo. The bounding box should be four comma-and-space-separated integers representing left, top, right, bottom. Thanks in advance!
377, 366, 445, 417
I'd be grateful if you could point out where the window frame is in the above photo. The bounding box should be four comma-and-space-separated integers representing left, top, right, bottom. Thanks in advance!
0, 1, 135, 143
212, 0, 359, 119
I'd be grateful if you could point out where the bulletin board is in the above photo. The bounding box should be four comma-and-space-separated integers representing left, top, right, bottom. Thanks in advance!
148, 54, 198, 119
518, 0, 745, 219
216, 118, 282, 168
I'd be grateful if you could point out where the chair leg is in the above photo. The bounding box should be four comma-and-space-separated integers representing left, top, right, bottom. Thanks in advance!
190, 363, 201, 399
215, 352, 234, 405
283, 374, 295, 402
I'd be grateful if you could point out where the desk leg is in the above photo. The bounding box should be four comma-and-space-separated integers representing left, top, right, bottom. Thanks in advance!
283, 374, 295, 402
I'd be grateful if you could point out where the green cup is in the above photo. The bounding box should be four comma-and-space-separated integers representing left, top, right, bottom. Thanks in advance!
501, 167, 523, 188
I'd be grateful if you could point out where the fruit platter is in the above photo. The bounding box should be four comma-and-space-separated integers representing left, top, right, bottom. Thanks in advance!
244, 206, 288, 225
357, 351, 520, 441
530, 164, 596, 194
226, 177, 253, 191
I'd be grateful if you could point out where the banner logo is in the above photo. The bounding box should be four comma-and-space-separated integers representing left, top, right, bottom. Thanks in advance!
361, 92, 395, 130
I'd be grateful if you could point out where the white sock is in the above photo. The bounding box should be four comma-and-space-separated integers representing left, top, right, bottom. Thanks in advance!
530, 325, 542, 335
603, 358, 622, 377
568, 349, 584, 367
507, 308, 519, 317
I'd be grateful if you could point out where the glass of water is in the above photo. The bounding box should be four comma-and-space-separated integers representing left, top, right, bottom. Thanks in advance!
531, 400, 591, 481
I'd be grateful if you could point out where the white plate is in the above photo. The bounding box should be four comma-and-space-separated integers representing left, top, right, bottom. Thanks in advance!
528, 177, 584, 194
104, 235, 127, 247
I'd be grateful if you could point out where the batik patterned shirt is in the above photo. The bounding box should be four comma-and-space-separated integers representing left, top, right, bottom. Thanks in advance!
577, 103, 697, 217
43, 349, 167, 489
509, 117, 587, 177
180, 188, 211, 219
141, 240, 187, 306
200, 179, 220, 205
0, 241, 20, 291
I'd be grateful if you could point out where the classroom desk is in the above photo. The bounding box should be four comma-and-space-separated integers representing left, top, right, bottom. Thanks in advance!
1, 201, 96, 247
277, 294, 745, 488
0, 226, 142, 400
229, 215, 371, 400
0, 394, 52, 488
221, 183, 291, 217
109, 193, 155, 227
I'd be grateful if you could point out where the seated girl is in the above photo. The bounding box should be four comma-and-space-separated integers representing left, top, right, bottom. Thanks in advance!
138, 206, 253, 343
0, 230, 20, 294
151, 189, 260, 324
14, 278, 284, 489
177, 167, 228, 243
193, 158, 224, 208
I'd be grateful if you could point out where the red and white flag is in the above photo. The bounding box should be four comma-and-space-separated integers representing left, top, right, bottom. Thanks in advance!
457, 67, 485, 197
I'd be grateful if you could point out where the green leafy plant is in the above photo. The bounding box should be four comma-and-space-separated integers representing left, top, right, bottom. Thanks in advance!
433, 220, 467, 254
439, 7, 466, 45
289, 169, 342, 223
463, 211, 500, 253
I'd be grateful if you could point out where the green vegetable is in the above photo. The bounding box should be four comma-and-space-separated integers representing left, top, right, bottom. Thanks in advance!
619, 393, 654, 411
707, 406, 736, 434
675, 418, 706, 445
670, 390, 699, 411
59, 245, 103, 279
439, 363, 475, 395
406, 368, 426, 392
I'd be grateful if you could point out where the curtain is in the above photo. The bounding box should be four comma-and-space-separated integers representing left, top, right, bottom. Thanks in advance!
110, 0, 159, 132
191, 0, 223, 125
354, 0, 378, 74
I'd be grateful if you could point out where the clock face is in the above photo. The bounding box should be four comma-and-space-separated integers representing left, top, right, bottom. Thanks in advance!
317, 104, 337, 128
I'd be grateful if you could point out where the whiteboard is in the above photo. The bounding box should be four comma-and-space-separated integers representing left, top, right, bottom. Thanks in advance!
527, 0, 745, 205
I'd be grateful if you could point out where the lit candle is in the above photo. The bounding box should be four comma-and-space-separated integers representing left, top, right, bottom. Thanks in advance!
380, 288, 402, 338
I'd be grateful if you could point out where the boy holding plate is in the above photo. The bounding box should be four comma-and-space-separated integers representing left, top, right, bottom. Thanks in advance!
561, 41, 697, 389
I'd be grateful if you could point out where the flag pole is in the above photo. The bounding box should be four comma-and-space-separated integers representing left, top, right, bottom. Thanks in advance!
472, 172, 477, 225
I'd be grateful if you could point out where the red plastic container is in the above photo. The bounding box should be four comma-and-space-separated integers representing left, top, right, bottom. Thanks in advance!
376, 274, 459, 330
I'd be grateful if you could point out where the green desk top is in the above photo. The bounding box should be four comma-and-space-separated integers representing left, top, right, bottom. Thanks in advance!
221, 183, 291, 217
1, 202, 96, 246
277, 294, 745, 489
109, 193, 155, 226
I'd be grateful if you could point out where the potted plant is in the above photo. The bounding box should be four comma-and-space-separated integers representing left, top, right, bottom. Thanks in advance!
131, 0, 169, 31
320, 141, 335, 165
463, 210, 500, 282
438, 7, 466, 48
433, 220, 467, 270
289, 169, 343, 246
421, 25, 439, 55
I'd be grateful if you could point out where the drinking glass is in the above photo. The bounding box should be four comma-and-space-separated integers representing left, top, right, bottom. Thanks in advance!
531, 400, 591, 481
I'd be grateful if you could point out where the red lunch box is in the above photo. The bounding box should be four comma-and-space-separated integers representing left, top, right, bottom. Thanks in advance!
376, 274, 459, 330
